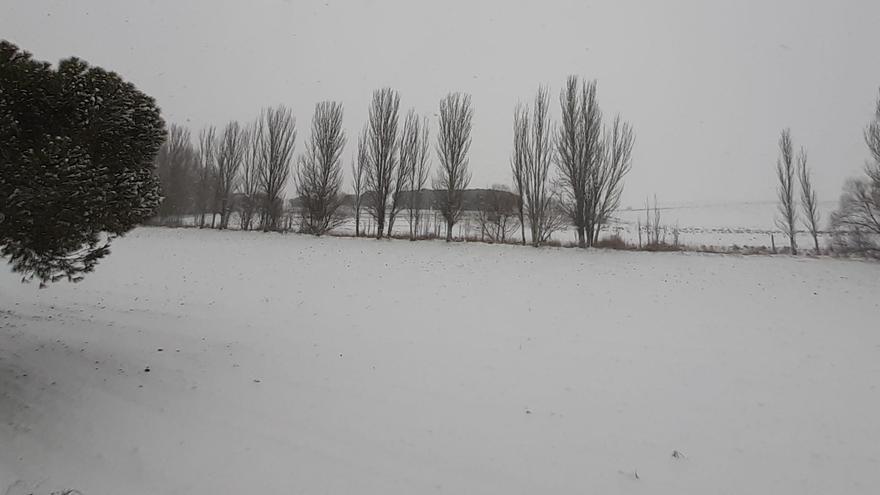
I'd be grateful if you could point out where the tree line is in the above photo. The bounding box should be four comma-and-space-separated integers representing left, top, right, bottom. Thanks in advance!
154, 106, 295, 232
8, 37, 879, 288
153, 77, 635, 248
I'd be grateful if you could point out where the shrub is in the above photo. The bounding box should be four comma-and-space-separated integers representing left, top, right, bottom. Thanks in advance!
595, 235, 630, 250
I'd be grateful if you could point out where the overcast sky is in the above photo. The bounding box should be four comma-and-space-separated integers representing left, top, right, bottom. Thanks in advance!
4, 0, 880, 206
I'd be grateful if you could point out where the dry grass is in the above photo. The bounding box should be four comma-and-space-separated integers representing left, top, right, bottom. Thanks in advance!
643, 241, 683, 252
594, 235, 630, 250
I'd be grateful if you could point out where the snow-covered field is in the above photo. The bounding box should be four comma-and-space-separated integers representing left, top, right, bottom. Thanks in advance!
167, 200, 840, 249
609, 200, 839, 249
2, 227, 879, 494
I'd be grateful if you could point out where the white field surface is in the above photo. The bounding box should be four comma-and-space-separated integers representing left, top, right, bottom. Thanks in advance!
171, 199, 839, 249
608, 200, 839, 249
2, 227, 879, 494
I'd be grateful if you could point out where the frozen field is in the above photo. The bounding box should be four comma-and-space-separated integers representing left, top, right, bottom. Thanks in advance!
2, 227, 879, 494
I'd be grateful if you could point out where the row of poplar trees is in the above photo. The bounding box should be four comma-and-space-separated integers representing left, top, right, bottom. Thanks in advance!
152, 75, 635, 247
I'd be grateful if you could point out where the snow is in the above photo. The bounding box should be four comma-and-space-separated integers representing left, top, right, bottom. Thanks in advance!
608, 200, 840, 248
166, 199, 840, 249
2, 227, 879, 494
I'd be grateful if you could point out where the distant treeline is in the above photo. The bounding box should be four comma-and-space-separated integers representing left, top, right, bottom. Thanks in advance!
152, 77, 635, 247
151, 80, 880, 257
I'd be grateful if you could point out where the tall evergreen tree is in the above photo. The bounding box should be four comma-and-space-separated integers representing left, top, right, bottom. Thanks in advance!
0, 41, 165, 285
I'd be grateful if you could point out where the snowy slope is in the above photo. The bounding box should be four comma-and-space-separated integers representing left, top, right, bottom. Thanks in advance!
2, 228, 879, 494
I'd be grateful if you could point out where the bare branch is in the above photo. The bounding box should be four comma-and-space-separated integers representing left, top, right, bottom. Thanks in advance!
555, 76, 604, 247
215, 121, 246, 229
797, 147, 820, 252
866, 88, 880, 169
476, 185, 519, 243
295, 101, 346, 235
257, 105, 296, 232
196, 126, 217, 228
408, 116, 431, 240
832, 89, 880, 256
350, 127, 368, 237
776, 128, 798, 254
364, 88, 400, 239
154, 124, 197, 220
594, 115, 635, 244
513, 86, 560, 245
434, 92, 474, 242
237, 120, 263, 230
389, 109, 418, 236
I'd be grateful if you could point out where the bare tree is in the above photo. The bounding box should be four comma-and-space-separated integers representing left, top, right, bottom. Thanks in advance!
831, 88, 880, 256
214, 121, 246, 229
364, 88, 400, 239
511, 115, 527, 245
477, 185, 519, 243
408, 116, 431, 240
196, 126, 217, 228
645, 195, 663, 246
351, 127, 368, 237
512, 87, 560, 245
257, 105, 296, 232
295, 101, 346, 235
776, 128, 798, 255
434, 92, 474, 242
831, 179, 880, 256
555, 76, 604, 247
637, 218, 643, 248
556, 76, 587, 247
797, 147, 820, 252
592, 115, 635, 245
154, 124, 197, 222
389, 109, 418, 237
868, 89, 880, 172
238, 121, 262, 231
510, 151, 528, 246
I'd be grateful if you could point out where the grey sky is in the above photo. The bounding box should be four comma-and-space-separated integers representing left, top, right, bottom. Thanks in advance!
4, 0, 880, 206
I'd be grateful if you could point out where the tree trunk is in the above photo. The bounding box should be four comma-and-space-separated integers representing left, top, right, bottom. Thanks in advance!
585, 218, 596, 248
219, 200, 228, 229
577, 227, 586, 248
446, 218, 454, 242
376, 217, 385, 239
518, 208, 526, 245
355, 208, 361, 237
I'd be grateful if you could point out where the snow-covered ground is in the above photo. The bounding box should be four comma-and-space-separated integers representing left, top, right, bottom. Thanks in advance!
608, 200, 839, 249
2, 227, 879, 494
166, 199, 840, 249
